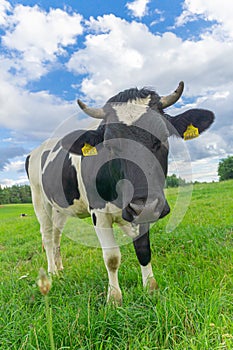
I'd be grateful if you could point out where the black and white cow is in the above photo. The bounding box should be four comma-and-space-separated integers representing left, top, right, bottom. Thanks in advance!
26, 82, 214, 304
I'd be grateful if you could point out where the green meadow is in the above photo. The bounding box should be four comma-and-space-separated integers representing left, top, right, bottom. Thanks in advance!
0, 180, 233, 349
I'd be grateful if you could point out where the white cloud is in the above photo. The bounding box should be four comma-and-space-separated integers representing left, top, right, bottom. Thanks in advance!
169, 156, 220, 183
3, 159, 25, 172
68, 15, 148, 102
68, 14, 233, 102
0, 156, 28, 187
0, 3, 86, 140
2, 3, 83, 81
126, 0, 150, 18
176, 0, 233, 41
0, 0, 11, 25
0, 66, 80, 139
150, 9, 165, 27
189, 157, 220, 182
175, 9, 200, 27
0, 176, 28, 188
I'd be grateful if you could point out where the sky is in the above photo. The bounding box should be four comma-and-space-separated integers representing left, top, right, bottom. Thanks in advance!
0, 0, 233, 187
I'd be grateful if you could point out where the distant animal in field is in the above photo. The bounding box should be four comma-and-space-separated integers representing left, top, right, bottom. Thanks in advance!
26, 81, 214, 303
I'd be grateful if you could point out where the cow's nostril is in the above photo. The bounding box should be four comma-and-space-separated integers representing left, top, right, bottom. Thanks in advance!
128, 203, 144, 216
159, 200, 170, 218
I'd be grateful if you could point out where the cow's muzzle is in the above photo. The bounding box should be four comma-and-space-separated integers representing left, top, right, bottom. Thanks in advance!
122, 198, 170, 223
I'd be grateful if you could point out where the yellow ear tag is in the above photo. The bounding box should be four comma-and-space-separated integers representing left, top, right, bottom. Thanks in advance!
183, 124, 199, 141
81, 143, 98, 156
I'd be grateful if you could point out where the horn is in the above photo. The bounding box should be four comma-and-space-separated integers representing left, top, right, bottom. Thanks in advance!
160, 81, 184, 109
77, 99, 106, 119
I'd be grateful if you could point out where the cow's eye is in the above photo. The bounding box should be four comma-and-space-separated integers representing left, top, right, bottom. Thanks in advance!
152, 140, 161, 150
104, 140, 111, 149
104, 139, 122, 155
104, 141, 115, 154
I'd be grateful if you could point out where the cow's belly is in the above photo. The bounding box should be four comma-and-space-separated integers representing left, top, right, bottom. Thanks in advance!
51, 197, 91, 218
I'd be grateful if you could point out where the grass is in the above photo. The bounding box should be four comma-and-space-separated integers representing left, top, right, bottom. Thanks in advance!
0, 180, 233, 349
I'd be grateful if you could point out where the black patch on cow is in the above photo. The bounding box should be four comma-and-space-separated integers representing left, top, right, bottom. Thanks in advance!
80, 157, 124, 209
41, 151, 50, 170
92, 213, 97, 226
165, 109, 215, 138
25, 155, 30, 178
81, 153, 149, 210
159, 200, 170, 218
96, 158, 124, 203
107, 87, 162, 111
62, 154, 80, 206
133, 224, 151, 266
104, 123, 162, 145
42, 149, 80, 208
61, 126, 105, 155
78, 120, 168, 211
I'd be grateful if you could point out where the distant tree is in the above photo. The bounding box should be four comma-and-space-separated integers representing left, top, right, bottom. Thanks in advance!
0, 185, 32, 204
19, 185, 32, 203
2, 187, 10, 204
0, 186, 4, 204
10, 185, 21, 203
218, 156, 233, 181
165, 174, 186, 188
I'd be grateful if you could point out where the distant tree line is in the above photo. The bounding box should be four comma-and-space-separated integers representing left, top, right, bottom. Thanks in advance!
165, 174, 187, 188
167, 156, 233, 186
0, 176, 185, 205
0, 176, 186, 205
1, 155, 232, 205
218, 156, 233, 181
0, 185, 32, 204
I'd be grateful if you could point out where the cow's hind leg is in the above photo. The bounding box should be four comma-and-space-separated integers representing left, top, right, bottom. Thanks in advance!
31, 187, 56, 273
52, 209, 67, 271
92, 212, 122, 305
133, 225, 158, 292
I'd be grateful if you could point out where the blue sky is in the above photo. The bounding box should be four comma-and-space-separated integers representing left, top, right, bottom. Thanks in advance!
0, 0, 233, 186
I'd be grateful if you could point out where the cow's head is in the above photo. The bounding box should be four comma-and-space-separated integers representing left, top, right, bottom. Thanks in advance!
61, 82, 214, 224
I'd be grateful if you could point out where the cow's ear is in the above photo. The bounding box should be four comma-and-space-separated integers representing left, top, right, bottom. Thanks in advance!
61, 129, 104, 155
166, 108, 215, 140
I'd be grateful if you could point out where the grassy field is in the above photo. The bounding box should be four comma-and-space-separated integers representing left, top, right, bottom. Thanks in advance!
0, 180, 233, 349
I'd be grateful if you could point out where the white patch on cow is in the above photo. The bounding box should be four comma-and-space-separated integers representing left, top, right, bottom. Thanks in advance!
112, 96, 151, 125
90, 203, 123, 222
116, 221, 140, 239
91, 210, 122, 304
141, 263, 154, 287
70, 153, 81, 168
46, 148, 60, 164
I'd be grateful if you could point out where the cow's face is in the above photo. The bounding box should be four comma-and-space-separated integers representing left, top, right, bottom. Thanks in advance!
62, 82, 214, 224
101, 104, 170, 223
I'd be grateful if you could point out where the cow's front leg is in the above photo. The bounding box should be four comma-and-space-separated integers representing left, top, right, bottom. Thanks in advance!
133, 225, 158, 292
31, 191, 56, 274
103, 246, 122, 304
92, 212, 122, 305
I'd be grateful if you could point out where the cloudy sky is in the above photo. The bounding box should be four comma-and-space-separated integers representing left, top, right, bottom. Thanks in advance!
0, 0, 233, 187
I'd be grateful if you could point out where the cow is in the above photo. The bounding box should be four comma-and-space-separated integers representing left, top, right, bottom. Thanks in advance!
26, 81, 214, 304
